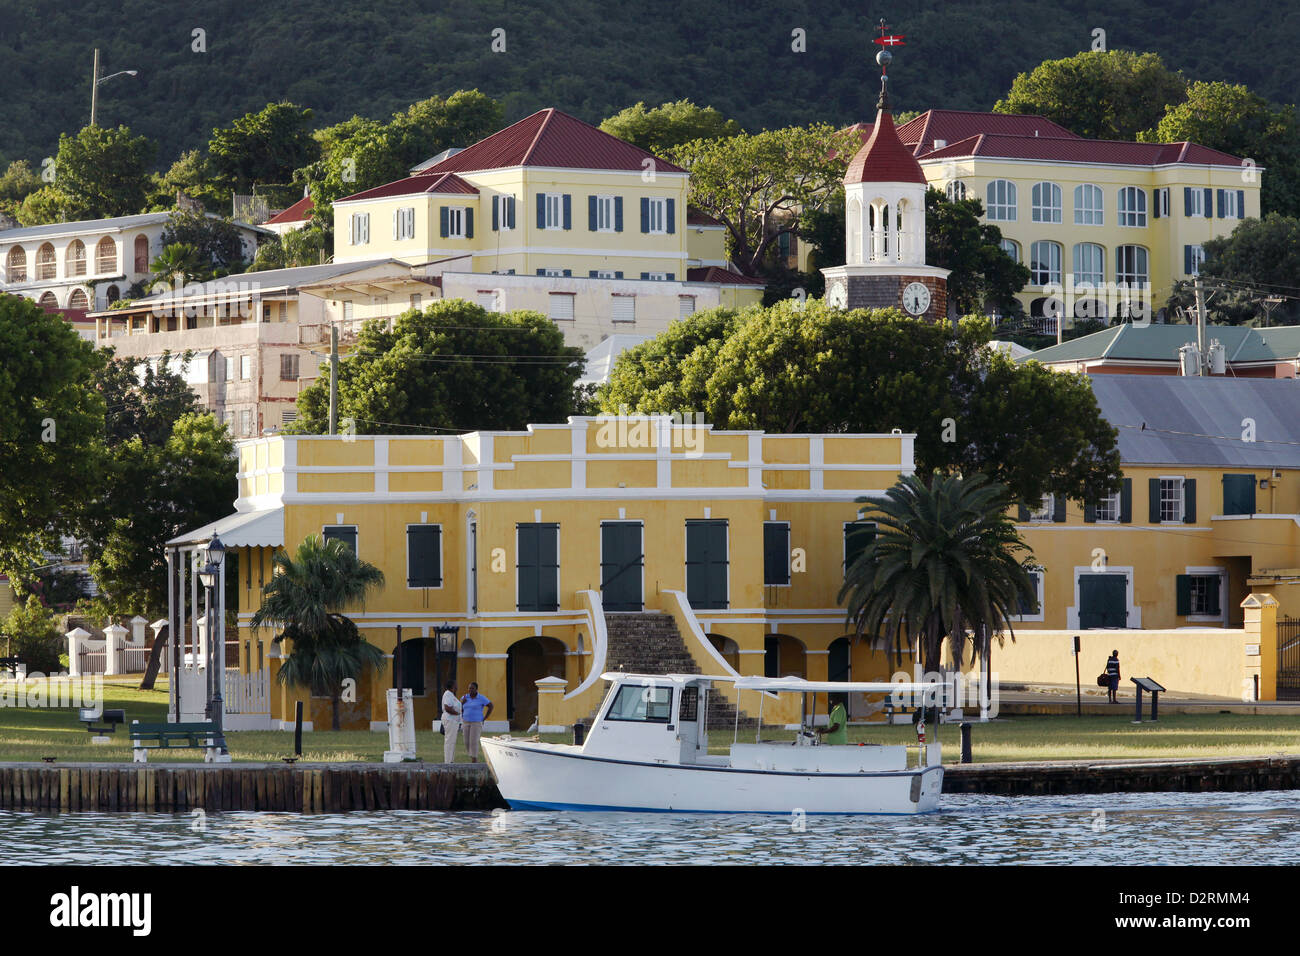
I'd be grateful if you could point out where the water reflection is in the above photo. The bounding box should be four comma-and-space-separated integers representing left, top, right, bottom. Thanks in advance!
3, 791, 1297, 865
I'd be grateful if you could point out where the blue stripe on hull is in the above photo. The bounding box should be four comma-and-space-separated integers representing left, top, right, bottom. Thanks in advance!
503, 799, 933, 815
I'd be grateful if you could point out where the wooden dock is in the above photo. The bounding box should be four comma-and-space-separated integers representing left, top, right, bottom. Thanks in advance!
944, 754, 1300, 796
0, 762, 504, 814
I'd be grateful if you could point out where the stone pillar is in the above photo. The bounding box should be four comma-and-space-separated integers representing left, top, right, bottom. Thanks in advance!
535, 676, 568, 733
1243, 593, 1279, 701
66, 627, 91, 678
129, 616, 148, 645
103, 623, 127, 676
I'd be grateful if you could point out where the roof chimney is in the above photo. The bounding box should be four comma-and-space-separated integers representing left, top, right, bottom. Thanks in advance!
933, 139, 946, 149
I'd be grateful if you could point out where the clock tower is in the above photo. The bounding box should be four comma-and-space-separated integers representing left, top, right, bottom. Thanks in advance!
822, 29, 949, 320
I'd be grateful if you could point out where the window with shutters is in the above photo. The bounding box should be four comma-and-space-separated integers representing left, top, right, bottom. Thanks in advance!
611, 294, 635, 323
542, 193, 563, 229
1221, 190, 1241, 219
548, 293, 574, 321
1072, 243, 1104, 287
1186, 188, 1208, 218
843, 520, 876, 571
986, 180, 1017, 221
350, 213, 370, 245
763, 522, 790, 586
1118, 187, 1147, 227
1222, 473, 1256, 515
323, 525, 358, 553
1176, 573, 1222, 617
945, 181, 966, 201
1030, 241, 1061, 285
1014, 570, 1044, 620
407, 525, 443, 588
593, 270, 617, 279
395, 206, 415, 240
645, 272, 668, 281
1074, 184, 1104, 225
1094, 491, 1121, 522
1186, 244, 1206, 276
686, 519, 728, 609
516, 523, 559, 612
1029, 494, 1055, 521
493, 194, 516, 231
1000, 238, 1020, 262
645, 198, 667, 233
1160, 477, 1185, 522
1153, 188, 1170, 219
280, 353, 299, 381
1116, 246, 1148, 287
445, 207, 465, 238
134, 235, 149, 273
679, 295, 696, 317
1031, 182, 1062, 223
594, 195, 615, 232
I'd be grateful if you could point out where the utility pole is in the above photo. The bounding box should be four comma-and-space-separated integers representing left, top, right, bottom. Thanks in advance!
90, 48, 99, 127
1193, 274, 1207, 377
328, 324, 339, 435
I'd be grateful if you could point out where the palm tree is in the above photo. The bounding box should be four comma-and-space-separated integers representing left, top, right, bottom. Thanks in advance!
149, 243, 202, 285
250, 535, 387, 731
838, 472, 1037, 676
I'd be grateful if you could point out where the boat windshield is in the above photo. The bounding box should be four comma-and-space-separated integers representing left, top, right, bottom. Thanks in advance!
605, 684, 673, 722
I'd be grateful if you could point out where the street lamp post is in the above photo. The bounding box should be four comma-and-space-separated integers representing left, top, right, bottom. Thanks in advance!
89, 48, 138, 127
197, 533, 228, 756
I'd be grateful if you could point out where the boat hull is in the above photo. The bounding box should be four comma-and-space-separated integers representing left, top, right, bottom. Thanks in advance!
481, 738, 944, 814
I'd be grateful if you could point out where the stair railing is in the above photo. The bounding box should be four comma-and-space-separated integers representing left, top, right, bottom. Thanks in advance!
565, 589, 609, 702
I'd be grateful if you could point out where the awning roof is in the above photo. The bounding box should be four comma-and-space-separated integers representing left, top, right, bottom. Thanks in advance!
733, 676, 944, 696
167, 508, 284, 548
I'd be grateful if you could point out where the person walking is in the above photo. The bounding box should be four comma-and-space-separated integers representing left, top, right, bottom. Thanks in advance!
460, 682, 494, 763
440, 679, 461, 763
1106, 650, 1121, 703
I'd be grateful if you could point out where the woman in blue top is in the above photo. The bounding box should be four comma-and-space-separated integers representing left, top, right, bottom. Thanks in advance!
460, 682, 494, 763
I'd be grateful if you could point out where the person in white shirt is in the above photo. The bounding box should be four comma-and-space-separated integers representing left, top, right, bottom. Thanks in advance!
440, 680, 462, 763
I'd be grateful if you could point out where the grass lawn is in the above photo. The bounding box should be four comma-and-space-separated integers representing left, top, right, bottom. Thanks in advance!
2, 677, 1298, 764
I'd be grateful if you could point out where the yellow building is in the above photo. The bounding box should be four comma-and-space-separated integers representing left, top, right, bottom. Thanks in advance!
171, 417, 916, 731
832, 110, 1261, 320
331, 108, 764, 350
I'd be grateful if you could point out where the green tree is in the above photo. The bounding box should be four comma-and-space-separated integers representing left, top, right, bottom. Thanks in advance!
0, 295, 105, 574
14, 184, 77, 226
995, 50, 1187, 140
159, 210, 249, 279
249, 224, 328, 271
1, 596, 65, 674
150, 243, 203, 285
78, 356, 237, 614
925, 189, 1031, 314
1140, 81, 1300, 217
53, 125, 157, 218
668, 124, 860, 277
599, 301, 1121, 505
292, 299, 586, 434
0, 159, 40, 217
249, 535, 386, 731
1164, 213, 1300, 324
838, 473, 1037, 673
209, 102, 319, 196
600, 100, 741, 154
146, 149, 228, 211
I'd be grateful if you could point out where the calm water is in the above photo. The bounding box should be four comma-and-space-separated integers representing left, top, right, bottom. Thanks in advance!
2, 791, 1296, 865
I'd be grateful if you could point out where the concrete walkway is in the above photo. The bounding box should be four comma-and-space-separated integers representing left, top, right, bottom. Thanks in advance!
992, 683, 1300, 716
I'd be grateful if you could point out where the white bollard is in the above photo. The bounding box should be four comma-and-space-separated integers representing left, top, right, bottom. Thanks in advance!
129, 616, 148, 645
104, 623, 127, 677
66, 627, 91, 678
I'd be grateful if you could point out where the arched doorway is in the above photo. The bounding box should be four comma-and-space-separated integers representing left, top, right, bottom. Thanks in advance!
506, 636, 567, 729
457, 638, 477, 691
763, 634, 806, 678
828, 637, 850, 682
708, 633, 739, 671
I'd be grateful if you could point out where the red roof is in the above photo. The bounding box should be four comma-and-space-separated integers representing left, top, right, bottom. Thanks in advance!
897, 110, 1081, 156
687, 206, 723, 227
920, 133, 1248, 167
845, 109, 927, 185
266, 195, 315, 225
415, 108, 683, 175
338, 171, 480, 203
686, 267, 764, 286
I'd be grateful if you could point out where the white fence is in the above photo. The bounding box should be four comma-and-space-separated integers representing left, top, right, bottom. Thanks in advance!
224, 669, 269, 715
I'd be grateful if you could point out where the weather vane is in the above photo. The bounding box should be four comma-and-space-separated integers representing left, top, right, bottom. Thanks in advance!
872, 18, 907, 108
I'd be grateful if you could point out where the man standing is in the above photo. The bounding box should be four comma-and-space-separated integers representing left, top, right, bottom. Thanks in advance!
440, 680, 461, 763
460, 682, 494, 763
1106, 650, 1121, 704
816, 694, 849, 745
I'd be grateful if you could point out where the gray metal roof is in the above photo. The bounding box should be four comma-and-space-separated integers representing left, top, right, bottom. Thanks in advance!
132, 259, 401, 302
0, 212, 268, 243
1090, 374, 1300, 468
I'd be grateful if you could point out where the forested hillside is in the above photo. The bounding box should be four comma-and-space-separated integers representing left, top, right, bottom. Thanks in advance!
0, 0, 1296, 167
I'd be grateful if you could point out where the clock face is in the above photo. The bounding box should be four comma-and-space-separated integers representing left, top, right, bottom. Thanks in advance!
826, 281, 847, 310
902, 282, 931, 316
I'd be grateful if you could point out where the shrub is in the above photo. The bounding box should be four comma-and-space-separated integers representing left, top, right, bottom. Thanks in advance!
2, 596, 64, 674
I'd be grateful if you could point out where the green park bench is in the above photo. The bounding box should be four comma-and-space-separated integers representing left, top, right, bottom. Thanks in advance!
129, 720, 222, 763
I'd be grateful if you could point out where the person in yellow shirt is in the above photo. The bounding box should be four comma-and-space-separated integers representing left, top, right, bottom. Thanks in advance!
816, 694, 848, 745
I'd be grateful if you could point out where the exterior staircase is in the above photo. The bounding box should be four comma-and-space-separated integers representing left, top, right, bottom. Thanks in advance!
592, 613, 757, 729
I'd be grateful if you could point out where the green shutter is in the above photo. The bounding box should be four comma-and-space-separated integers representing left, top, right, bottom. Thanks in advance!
492, 195, 499, 231
1184, 245, 1193, 275
1149, 478, 1162, 522
516, 523, 559, 612
407, 525, 442, 588
465, 208, 473, 239
686, 519, 728, 609
1237, 189, 1245, 218
439, 206, 449, 238
537, 193, 546, 229
614, 196, 623, 232
763, 523, 790, 586
588, 195, 597, 231
1184, 478, 1197, 523
1052, 495, 1066, 523
1083, 502, 1096, 523
640, 197, 649, 233
516, 524, 538, 610
666, 197, 676, 234
843, 521, 875, 571
323, 525, 357, 553
1120, 478, 1132, 523
1223, 473, 1257, 515
1175, 574, 1192, 616
600, 522, 643, 611
1152, 190, 1160, 219
1207, 578, 1221, 615
507, 196, 516, 229
1017, 503, 1030, 522
562, 195, 571, 230
1216, 189, 1225, 218
1184, 187, 1193, 216
1203, 188, 1213, 215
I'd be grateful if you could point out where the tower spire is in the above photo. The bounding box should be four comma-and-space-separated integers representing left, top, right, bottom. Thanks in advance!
872, 19, 906, 111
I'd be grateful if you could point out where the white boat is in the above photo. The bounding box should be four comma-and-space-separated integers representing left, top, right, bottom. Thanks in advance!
480, 673, 945, 814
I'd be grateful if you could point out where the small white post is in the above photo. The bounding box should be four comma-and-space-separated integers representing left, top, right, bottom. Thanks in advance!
129, 615, 148, 645
104, 623, 127, 676
66, 627, 91, 678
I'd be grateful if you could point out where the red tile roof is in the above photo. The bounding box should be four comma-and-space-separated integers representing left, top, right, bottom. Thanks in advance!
845, 109, 927, 185
416, 108, 684, 176
266, 195, 315, 225
687, 206, 723, 227
686, 266, 764, 286
919, 133, 1248, 167
898, 110, 1082, 156
338, 171, 480, 203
